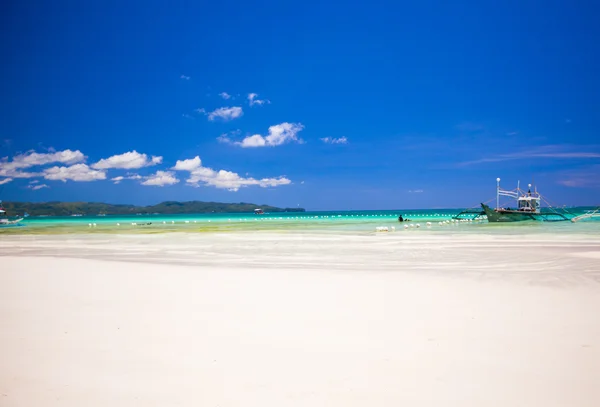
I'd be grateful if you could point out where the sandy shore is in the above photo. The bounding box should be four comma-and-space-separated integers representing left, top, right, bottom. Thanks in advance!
1, 232, 600, 406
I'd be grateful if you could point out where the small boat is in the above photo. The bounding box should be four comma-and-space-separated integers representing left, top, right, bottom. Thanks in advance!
481, 178, 569, 222
0, 202, 24, 228
254, 208, 265, 215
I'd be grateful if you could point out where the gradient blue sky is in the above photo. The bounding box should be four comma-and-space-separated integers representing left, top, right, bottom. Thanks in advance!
1, 0, 599, 210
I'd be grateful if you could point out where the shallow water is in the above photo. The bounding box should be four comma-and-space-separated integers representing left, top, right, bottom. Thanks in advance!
2, 208, 599, 236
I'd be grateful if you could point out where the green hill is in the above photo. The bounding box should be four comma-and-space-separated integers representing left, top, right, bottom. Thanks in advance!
1, 201, 305, 217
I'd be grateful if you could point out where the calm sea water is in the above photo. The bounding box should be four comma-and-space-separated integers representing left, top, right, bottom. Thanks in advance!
2, 208, 599, 235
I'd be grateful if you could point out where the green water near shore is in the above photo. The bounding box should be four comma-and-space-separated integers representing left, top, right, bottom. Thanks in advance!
1, 208, 599, 235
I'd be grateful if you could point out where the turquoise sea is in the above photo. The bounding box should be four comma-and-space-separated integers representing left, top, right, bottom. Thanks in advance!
2, 208, 599, 235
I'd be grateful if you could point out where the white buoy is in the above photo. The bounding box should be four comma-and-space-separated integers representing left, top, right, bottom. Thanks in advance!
117, 223, 120, 226
410, 224, 414, 228
404, 224, 409, 229
88, 223, 92, 227
426, 222, 431, 227
171, 221, 174, 224
93, 223, 97, 227
185, 220, 189, 223
416, 223, 420, 228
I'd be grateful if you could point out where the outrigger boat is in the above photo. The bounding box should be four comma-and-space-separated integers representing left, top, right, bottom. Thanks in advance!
480, 178, 569, 222
0, 201, 24, 228
254, 208, 265, 215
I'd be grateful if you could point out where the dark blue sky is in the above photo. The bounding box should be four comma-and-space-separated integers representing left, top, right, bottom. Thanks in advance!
1, 0, 599, 209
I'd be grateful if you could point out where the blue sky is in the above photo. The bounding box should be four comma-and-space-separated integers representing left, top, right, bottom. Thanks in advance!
1, 0, 599, 210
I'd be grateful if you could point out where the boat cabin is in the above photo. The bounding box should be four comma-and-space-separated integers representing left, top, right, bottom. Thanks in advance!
517, 195, 540, 213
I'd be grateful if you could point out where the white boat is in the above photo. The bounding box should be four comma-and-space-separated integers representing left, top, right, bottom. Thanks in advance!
0, 202, 24, 227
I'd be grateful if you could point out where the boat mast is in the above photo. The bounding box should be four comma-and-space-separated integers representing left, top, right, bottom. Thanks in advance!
496, 178, 501, 210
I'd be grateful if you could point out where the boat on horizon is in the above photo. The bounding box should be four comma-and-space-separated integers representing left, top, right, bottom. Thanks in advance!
481, 178, 569, 222
254, 208, 265, 215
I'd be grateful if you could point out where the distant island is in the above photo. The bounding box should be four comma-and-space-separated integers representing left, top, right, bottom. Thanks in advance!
2, 201, 306, 217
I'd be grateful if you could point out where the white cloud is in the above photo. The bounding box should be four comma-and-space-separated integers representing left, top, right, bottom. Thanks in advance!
248, 93, 269, 107
180, 75, 190, 80
236, 122, 304, 148
0, 169, 38, 179
173, 155, 291, 191
408, 189, 424, 193
141, 171, 179, 186
0, 178, 12, 185
27, 184, 49, 190
0, 149, 85, 178
238, 134, 267, 148
92, 151, 163, 170
195, 108, 206, 114
29, 180, 39, 184
320, 137, 348, 144
43, 164, 106, 182
173, 156, 202, 171
2, 149, 85, 170
207, 106, 243, 121
219, 92, 231, 100
111, 173, 142, 184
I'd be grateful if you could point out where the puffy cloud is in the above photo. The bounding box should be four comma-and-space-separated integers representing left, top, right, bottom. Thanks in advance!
173, 156, 202, 171
173, 155, 291, 191
248, 93, 269, 107
207, 106, 243, 121
111, 173, 142, 184
320, 137, 348, 144
236, 122, 304, 148
0, 178, 12, 185
180, 75, 190, 80
43, 164, 106, 182
91, 151, 163, 170
0, 149, 85, 178
141, 171, 179, 186
12, 149, 85, 168
238, 134, 267, 147
219, 92, 231, 100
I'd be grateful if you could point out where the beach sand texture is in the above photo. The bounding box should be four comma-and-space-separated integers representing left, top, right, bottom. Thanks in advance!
1, 232, 600, 406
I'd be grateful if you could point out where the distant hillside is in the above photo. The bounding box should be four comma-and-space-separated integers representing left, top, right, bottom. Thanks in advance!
1, 201, 305, 217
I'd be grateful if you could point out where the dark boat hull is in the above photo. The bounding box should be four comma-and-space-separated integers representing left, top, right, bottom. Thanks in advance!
481, 204, 538, 222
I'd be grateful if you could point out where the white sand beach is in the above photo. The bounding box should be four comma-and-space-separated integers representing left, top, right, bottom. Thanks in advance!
1, 231, 600, 406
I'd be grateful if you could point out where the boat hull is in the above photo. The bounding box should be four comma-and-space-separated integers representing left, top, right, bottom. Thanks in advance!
481, 204, 538, 222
